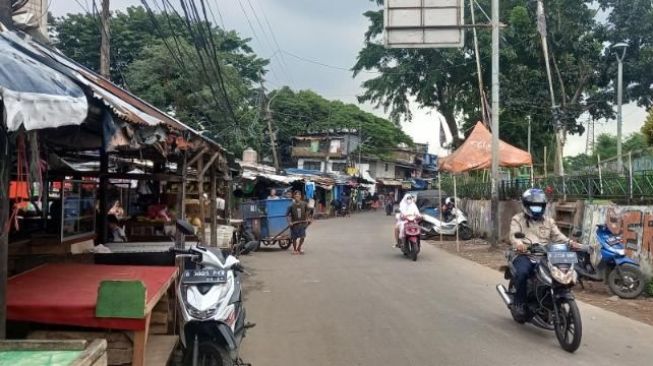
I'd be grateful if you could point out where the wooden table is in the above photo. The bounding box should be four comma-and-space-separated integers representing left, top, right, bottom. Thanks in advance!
7, 263, 178, 366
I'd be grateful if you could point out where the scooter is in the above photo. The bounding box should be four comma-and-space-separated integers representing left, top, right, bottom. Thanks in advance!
419, 206, 473, 241
575, 225, 647, 299
171, 220, 254, 366
397, 214, 421, 261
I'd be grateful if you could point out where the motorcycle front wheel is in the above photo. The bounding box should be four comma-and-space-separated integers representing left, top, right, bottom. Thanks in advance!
183, 341, 233, 366
608, 264, 646, 299
554, 299, 582, 353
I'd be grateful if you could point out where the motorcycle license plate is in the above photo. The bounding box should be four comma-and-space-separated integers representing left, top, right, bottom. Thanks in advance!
547, 252, 578, 265
182, 269, 227, 284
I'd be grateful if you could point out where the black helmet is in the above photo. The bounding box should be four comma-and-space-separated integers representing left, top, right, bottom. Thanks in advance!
522, 188, 547, 220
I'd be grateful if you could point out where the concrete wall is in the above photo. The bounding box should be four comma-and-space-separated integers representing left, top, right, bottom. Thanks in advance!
459, 199, 522, 242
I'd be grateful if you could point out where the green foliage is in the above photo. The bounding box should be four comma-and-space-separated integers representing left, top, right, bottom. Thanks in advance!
642, 109, 653, 145
565, 132, 648, 171
53, 6, 268, 154
354, 0, 624, 169
268, 87, 413, 165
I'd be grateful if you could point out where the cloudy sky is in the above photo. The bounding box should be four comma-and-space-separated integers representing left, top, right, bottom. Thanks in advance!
50, 0, 647, 157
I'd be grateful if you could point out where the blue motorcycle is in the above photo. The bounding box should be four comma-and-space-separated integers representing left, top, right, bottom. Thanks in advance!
575, 225, 646, 299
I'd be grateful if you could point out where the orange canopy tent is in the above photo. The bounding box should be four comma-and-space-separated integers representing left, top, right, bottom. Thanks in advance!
438, 122, 532, 173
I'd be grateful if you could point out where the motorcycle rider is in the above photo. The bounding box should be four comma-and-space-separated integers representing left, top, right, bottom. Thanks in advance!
509, 188, 581, 319
441, 197, 455, 222
394, 193, 421, 247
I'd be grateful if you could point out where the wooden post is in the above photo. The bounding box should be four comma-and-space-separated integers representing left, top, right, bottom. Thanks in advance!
438, 173, 443, 244
0, 129, 11, 339
99, 148, 109, 244
175, 152, 187, 249
198, 158, 205, 243
210, 165, 217, 247
100, 0, 111, 79
454, 174, 459, 253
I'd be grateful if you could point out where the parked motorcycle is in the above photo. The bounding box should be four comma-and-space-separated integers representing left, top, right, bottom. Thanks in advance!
419, 206, 473, 241
171, 220, 254, 366
496, 233, 583, 353
575, 225, 647, 299
397, 214, 421, 261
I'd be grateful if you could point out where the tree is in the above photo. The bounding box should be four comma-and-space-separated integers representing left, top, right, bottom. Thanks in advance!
354, 0, 611, 173
598, 0, 653, 108
54, 6, 269, 154
267, 87, 413, 166
642, 109, 653, 145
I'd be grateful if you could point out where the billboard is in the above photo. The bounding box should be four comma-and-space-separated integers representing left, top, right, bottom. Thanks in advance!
384, 0, 465, 49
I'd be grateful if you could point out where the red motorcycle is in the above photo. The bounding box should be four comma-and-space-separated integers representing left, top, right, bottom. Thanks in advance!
400, 214, 422, 261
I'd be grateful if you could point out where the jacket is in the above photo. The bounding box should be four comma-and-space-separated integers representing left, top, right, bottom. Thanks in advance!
509, 213, 569, 250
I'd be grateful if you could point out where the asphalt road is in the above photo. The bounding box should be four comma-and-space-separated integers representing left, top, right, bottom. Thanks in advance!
239, 211, 653, 365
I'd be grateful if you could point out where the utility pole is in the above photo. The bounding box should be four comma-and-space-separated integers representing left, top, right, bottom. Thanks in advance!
470, 0, 486, 124
100, 0, 111, 78
612, 42, 628, 174
527, 117, 531, 155
358, 121, 362, 176
261, 84, 280, 172
536, 0, 564, 178
490, 0, 500, 247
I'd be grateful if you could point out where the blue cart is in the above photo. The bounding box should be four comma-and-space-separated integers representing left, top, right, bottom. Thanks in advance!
241, 198, 293, 250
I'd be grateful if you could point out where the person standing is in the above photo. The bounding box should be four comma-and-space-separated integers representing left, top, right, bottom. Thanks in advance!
268, 188, 280, 200
287, 190, 311, 255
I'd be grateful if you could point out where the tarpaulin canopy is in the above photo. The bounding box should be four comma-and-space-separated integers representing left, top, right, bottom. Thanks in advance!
0, 31, 88, 131
438, 122, 532, 173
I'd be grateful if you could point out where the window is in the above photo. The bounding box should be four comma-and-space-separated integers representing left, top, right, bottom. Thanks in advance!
304, 161, 321, 171
329, 139, 342, 154
384, 163, 389, 172
331, 163, 346, 172
310, 140, 319, 153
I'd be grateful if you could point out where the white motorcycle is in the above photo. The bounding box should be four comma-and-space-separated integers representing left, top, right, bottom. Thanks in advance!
171, 220, 254, 366
419, 207, 473, 241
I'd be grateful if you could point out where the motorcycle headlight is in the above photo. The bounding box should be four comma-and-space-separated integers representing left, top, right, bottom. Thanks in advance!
183, 285, 220, 319
548, 264, 577, 285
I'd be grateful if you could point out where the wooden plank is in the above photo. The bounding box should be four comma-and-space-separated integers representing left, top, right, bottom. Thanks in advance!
199, 152, 220, 177
145, 267, 178, 315
70, 339, 108, 366
144, 335, 178, 366
187, 147, 208, 168
0, 340, 87, 351
131, 312, 151, 366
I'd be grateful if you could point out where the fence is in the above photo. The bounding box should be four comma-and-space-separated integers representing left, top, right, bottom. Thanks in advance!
443, 170, 653, 203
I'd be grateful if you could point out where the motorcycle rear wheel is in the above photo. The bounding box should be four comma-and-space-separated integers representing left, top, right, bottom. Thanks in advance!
607, 264, 646, 299
183, 341, 233, 366
554, 299, 582, 353
458, 225, 473, 241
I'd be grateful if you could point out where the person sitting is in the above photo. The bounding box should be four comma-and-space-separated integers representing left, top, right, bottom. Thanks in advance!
107, 214, 127, 243
393, 193, 421, 247
441, 197, 456, 222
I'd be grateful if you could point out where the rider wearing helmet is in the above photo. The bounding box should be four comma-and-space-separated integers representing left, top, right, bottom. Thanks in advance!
509, 188, 581, 319
393, 193, 421, 247
441, 197, 456, 222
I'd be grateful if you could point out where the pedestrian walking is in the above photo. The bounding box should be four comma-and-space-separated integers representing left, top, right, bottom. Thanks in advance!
287, 190, 312, 255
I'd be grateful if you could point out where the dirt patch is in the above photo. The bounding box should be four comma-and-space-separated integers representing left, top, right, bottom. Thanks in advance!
429, 238, 653, 327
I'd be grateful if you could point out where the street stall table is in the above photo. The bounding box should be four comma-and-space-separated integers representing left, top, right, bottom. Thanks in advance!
7, 263, 178, 366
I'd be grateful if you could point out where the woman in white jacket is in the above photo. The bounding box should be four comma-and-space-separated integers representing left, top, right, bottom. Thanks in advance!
393, 193, 421, 246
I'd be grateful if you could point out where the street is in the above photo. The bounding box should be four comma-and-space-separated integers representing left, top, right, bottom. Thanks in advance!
240, 211, 653, 365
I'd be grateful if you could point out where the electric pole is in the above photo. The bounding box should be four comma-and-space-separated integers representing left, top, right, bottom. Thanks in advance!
490, 0, 500, 248
100, 0, 111, 78
260, 83, 280, 172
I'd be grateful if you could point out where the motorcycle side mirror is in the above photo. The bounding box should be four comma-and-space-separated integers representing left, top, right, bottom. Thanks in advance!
176, 219, 195, 236
514, 232, 526, 239
572, 230, 582, 238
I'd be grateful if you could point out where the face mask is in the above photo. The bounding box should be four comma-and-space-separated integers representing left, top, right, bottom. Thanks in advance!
530, 206, 543, 214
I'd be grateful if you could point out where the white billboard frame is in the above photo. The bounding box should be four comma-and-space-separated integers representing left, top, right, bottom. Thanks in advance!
384, 0, 465, 49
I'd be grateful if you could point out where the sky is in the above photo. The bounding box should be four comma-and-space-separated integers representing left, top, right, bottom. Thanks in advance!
49, 0, 648, 157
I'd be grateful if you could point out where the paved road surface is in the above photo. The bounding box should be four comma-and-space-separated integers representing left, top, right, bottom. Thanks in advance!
239, 212, 653, 365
